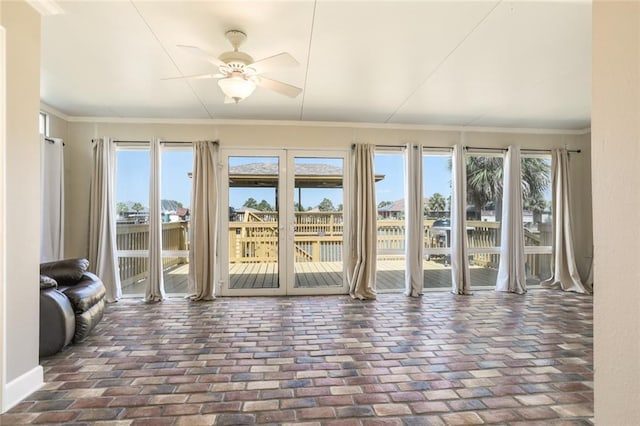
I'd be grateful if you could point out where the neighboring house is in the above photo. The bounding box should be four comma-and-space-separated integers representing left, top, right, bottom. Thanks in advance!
378, 199, 405, 220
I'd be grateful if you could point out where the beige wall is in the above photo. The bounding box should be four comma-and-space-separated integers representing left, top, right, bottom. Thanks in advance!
1, 0, 42, 398
593, 1, 640, 423
47, 110, 68, 141
57, 119, 592, 268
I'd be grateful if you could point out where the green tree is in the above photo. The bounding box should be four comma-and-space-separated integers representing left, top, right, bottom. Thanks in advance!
521, 157, 551, 202
116, 202, 128, 215
466, 157, 503, 220
131, 202, 144, 213
243, 197, 258, 209
318, 198, 335, 212
526, 195, 549, 224
378, 200, 393, 209
465, 156, 550, 220
427, 193, 446, 214
257, 199, 273, 211
294, 202, 305, 212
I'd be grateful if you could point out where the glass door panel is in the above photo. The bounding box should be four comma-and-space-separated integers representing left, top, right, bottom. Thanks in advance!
466, 154, 503, 287
374, 151, 406, 293
423, 152, 453, 290
292, 157, 344, 290
160, 146, 193, 294
227, 156, 280, 290
114, 146, 150, 296
522, 155, 553, 285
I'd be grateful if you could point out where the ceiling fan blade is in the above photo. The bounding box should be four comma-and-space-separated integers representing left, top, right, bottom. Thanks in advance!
161, 73, 225, 81
249, 52, 298, 74
255, 77, 302, 98
176, 44, 225, 68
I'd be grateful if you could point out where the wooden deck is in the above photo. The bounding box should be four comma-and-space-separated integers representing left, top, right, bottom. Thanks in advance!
121, 260, 518, 295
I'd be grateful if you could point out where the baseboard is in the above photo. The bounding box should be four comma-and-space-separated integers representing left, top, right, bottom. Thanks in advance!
2, 365, 43, 413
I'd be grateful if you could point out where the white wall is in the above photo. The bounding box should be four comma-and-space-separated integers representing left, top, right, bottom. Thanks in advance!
0, 0, 43, 412
58, 119, 592, 265
592, 1, 640, 423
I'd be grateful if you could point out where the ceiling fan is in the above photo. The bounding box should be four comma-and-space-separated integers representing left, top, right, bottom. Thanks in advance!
167, 30, 302, 104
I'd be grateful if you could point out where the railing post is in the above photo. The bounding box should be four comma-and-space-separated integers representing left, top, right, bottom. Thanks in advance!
312, 240, 320, 262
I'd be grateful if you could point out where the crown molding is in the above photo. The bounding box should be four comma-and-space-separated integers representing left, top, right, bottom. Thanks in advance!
40, 103, 71, 121
59, 114, 590, 136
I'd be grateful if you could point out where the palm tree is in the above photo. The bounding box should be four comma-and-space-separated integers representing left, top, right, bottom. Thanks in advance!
466, 157, 503, 220
426, 193, 446, 217
465, 156, 550, 220
521, 157, 551, 202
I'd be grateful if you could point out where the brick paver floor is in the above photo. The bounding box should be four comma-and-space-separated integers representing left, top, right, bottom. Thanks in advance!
1, 289, 593, 425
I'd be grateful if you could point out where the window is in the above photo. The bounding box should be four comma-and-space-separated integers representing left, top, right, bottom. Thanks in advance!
39, 111, 49, 136
114, 142, 195, 296
466, 153, 503, 287
374, 149, 406, 293
522, 154, 553, 285
114, 145, 151, 296
423, 150, 453, 290
160, 146, 193, 293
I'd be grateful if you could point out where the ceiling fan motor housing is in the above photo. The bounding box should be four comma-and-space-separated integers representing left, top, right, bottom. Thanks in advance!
218, 50, 254, 70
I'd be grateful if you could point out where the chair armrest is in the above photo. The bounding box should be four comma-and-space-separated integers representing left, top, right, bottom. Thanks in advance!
40, 258, 89, 286
40, 288, 75, 357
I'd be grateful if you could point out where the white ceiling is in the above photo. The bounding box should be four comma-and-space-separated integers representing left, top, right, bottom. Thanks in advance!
40, 1, 591, 130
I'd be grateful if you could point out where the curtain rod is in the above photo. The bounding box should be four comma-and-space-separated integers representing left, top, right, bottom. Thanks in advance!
351, 144, 406, 149
105, 140, 219, 145
522, 148, 581, 153
351, 144, 453, 150
465, 146, 507, 152
465, 146, 581, 154
161, 140, 219, 145
417, 145, 454, 151
44, 137, 64, 146
351, 144, 453, 151
110, 140, 150, 144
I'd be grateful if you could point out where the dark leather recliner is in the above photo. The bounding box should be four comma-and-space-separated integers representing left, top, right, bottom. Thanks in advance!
39, 258, 106, 357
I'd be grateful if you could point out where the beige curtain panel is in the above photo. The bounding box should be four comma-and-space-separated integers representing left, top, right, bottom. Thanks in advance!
542, 149, 591, 294
347, 144, 377, 300
496, 145, 527, 294
89, 137, 122, 303
405, 144, 424, 297
40, 136, 65, 262
188, 140, 219, 301
145, 138, 166, 302
450, 144, 472, 295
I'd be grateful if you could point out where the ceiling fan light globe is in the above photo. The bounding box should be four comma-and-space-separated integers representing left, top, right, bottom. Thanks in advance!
218, 76, 256, 102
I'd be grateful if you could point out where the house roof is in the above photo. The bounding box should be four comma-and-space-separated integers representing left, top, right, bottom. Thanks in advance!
229, 162, 384, 188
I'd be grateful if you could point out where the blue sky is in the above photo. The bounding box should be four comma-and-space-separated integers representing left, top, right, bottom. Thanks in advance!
115, 150, 452, 210
116, 149, 194, 208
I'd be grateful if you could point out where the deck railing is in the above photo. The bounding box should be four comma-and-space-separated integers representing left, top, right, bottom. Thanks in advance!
116, 221, 189, 287
228, 211, 551, 278
116, 212, 552, 287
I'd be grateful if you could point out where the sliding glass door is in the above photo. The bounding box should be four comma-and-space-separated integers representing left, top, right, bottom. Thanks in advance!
220, 149, 349, 296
